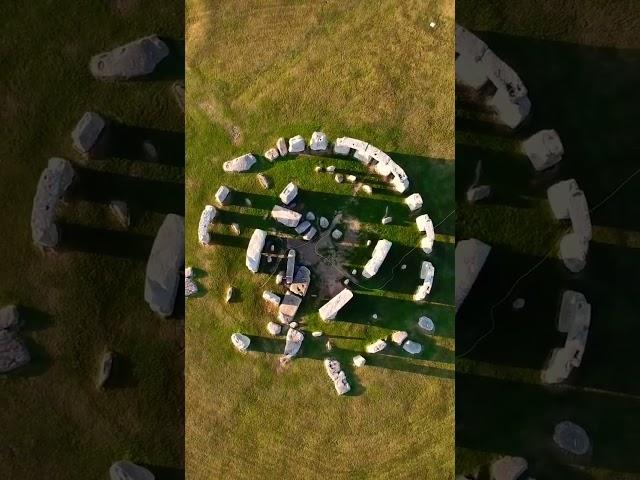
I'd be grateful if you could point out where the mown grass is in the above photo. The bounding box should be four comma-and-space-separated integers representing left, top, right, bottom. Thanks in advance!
186, 0, 455, 478
0, 2, 184, 478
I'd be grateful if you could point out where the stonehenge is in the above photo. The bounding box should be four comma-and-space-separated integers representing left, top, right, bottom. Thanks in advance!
231, 333, 250, 352
90, 35, 169, 80
366, 339, 387, 353
319, 288, 354, 321
245, 229, 267, 273
283, 327, 304, 357
309, 131, 328, 151
288, 135, 306, 153
362, 239, 392, 279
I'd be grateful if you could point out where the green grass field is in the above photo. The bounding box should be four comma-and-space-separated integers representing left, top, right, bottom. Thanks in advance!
0, 2, 184, 478
185, 0, 455, 478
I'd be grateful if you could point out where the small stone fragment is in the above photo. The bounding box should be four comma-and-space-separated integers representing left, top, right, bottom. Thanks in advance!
231, 333, 250, 351
513, 298, 525, 310
353, 355, 366, 367
331, 229, 343, 240
97, 351, 113, 388
366, 339, 387, 353
400, 264, 407, 270
362, 185, 373, 194
326, 165, 336, 173
351, 269, 357, 275
405, 193, 423, 211
267, 322, 281, 336
306, 212, 316, 221
335, 173, 344, 184
225, 286, 234, 303
312, 331, 323, 337
295, 221, 311, 235
381, 216, 393, 225
418, 316, 435, 333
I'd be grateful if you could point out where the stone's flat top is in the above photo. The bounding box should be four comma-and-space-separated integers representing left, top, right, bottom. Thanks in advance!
366, 339, 387, 353
90, 35, 169, 80
455, 239, 491, 311
295, 220, 311, 235
319, 288, 354, 321
267, 321, 281, 336
353, 355, 366, 367
197, 205, 217, 244
109, 460, 156, 480
553, 421, 590, 455
403, 340, 422, 355
0, 330, 30, 373
547, 178, 579, 219
288, 135, 306, 152
362, 239, 392, 278
309, 131, 328, 150
324, 358, 342, 381
418, 316, 435, 333
568, 189, 592, 241
405, 193, 423, 211
278, 292, 302, 323
279, 182, 298, 205
246, 229, 267, 273
391, 331, 408, 345
290, 266, 311, 297
271, 205, 302, 227
284, 328, 304, 356
333, 370, 351, 395
72, 112, 106, 153
215, 185, 230, 204
97, 350, 113, 388
490, 456, 528, 480
262, 290, 281, 306
0, 305, 19, 330
144, 214, 185, 317
223, 153, 257, 172
302, 226, 317, 241
231, 333, 250, 351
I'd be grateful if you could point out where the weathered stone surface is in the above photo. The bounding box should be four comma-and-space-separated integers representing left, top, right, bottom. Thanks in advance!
547, 179, 578, 220
109, 460, 155, 480
286, 249, 296, 284
353, 355, 366, 367
72, 112, 107, 154
109, 200, 130, 228
223, 153, 257, 172
333, 143, 350, 155
490, 456, 528, 480
523, 129, 563, 171
267, 321, 281, 336
144, 214, 184, 317
560, 233, 588, 273
185, 277, 198, 297
466, 185, 491, 203
311, 331, 323, 338
278, 292, 302, 324
319, 217, 330, 229
288, 135, 305, 153
90, 35, 169, 80
346, 174, 357, 183
215, 185, 231, 205
333, 370, 351, 395
415, 261, 435, 302
97, 350, 113, 388
418, 316, 435, 333
381, 216, 393, 225
271, 205, 302, 227
0, 308, 29, 374
363, 239, 392, 279
324, 358, 342, 381
231, 333, 250, 352
319, 288, 354, 321
0, 305, 19, 330
264, 148, 279, 161
331, 229, 343, 240
354, 150, 371, 164
279, 182, 298, 205
185, 266, 193, 278
568, 189, 592, 241
257, 173, 271, 190
335, 173, 344, 183
391, 331, 408, 345
309, 131, 328, 151
284, 327, 304, 356
403, 340, 422, 355
290, 266, 311, 297
246, 229, 267, 273
276, 137, 288, 156
262, 290, 281, 307
306, 212, 316, 221
553, 421, 590, 455
198, 205, 216, 245
455, 239, 491, 312
326, 165, 336, 173
31, 158, 75, 248
361, 185, 373, 194
366, 339, 387, 354
558, 290, 590, 333
295, 221, 311, 235
405, 193, 423, 211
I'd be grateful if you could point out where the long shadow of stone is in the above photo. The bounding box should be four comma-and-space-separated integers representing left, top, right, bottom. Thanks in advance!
106, 351, 138, 389
107, 123, 184, 167
13, 337, 52, 377
18, 307, 54, 331
57, 223, 154, 260
128, 36, 185, 83
70, 167, 184, 215
139, 464, 184, 480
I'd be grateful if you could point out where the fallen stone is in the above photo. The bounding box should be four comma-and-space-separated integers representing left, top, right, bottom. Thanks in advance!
198, 205, 216, 245
366, 339, 387, 353
334, 143, 350, 155
185, 277, 198, 297
343, 279, 350, 286
283, 327, 304, 356
290, 266, 311, 297
215, 185, 231, 205
326, 165, 336, 173
278, 292, 303, 324
279, 182, 299, 205
381, 216, 393, 225
403, 340, 422, 355
361, 185, 373, 194
414, 261, 435, 301
72, 111, 107, 155
262, 290, 281, 307
257, 173, 271, 189
276, 137, 288, 156
523, 129, 563, 171
295, 221, 311, 235
334, 173, 344, 184
346, 175, 357, 183
310, 131, 328, 151
245, 198, 252, 207
97, 350, 113, 388
246, 229, 267, 273
271, 205, 302, 227
351, 269, 357, 275
466, 185, 491, 203
353, 355, 366, 367
225, 286, 234, 303
319, 217, 330, 229
288, 135, 305, 153
371, 313, 378, 320
418, 316, 435, 333
231, 333, 250, 352
264, 148, 279, 162
109, 200, 130, 228
90, 35, 169, 80
324, 358, 342, 381
553, 421, 590, 455
289, 322, 298, 329
331, 229, 343, 240
303, 227, 317, 241
405, 193, 423, 211
223, 153, 256, 172
354, 150, 371, 164
109, 460, 155, 480
319, 288, 354, 321
267, 321, 281, 336
144, 214, 184, 317
333, 370, 351, 395
363, 239, 392, 278
306, 212, 316, 221
490, 456, 528, 480
312, 331, 323, 337
391, 331, 408, 345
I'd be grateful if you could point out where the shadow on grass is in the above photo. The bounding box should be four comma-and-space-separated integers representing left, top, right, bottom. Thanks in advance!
107, 123, 185, 167
58, 223, 154, 260
106, 351, 138, 389
14, 337, 52, 377
139, 464, 184, 480
18, 307, 54, 331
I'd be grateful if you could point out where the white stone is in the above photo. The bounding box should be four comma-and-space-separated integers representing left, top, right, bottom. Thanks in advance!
418, 316, 435, 333
547, 179, 579, 219
400, 264, 407, 270
279, 182, 299, 205
225, 286, 234, 303
290, 266, 311, 297
429, 21, 436, 28
353, 355, 366, 367
522, 130, 563, 171
351, 269, 357, 275
455, 239, 491, 312
262, 290, 281, 307
326, 165, 336, 173
283, 328, 304, 356
371, 313, 378, 320
405, 193, 423, 211
391, 331, 408, 345
264, 148, 279, 161
275, 271, 285, 285
346, 174, 357, 183
319, 288, 354, 321
306, 212, 316, 221
286, 249, 296, 284
289, 322, 298, 329
288, 135, 305, 153
490, 456, 528, 480
72, 112, 107, 154
331, 229, 343, 240
553, 421, 590, 455
276, 137, 288, 156
366, 339, 387, 354
223, 153, 257, 172
466, 185, 491, 203
278, 292, 302, 324
144, 215, 184, 317
319, 217, 330, 229
184, 267, 193, 278
361, 185, 373, 195
560, 233, 588, 273
324, 358, 342, 381
257, 173, 271, 189
403, 340, 422, 355
415, 261, 435, 302
214, 185, 230, 206
302, 227, 317, 241
271, 205, 302, 227
381, 216, 393, 225
362, 239, 392, 278
513, 298, 525, 310
267, 321, 281, 336
295, 221, 311, 235
309, 131, 328, 151
90, 35, 169, 81
109, 460, 155, 480
568, 189, 592, 241
185, 277, 198, 297
198, 205, 216, 245
333, 143, 350, 155
246, 229, 267, 273
335, 173, 344, 183
231, 333, 250, 352
312, 331, 323, 337
366, 240, 372, 246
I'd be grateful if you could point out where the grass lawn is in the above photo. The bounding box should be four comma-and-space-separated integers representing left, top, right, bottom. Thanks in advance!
185, 0, 455, 478
0, 2, 184, 478
456, 1, 640, 478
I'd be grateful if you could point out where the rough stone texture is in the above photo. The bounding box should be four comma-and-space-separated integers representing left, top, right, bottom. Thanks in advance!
90, 35, 169, 80
215, 185, 231, 205
353, 355, 366, 367
198, 205, 217, 245
231, 333, 250, 352
326, 165, 336, 173
290, 266, 311, 297
353, 150, 371, 164
333, 370, 351, 395
276, 137, 288, 156
31, 157, 75, 248
144, 214, 184, 317
295, 221, 311, 235
97, 350, 113, 388
455, 239, 491, 312
560, 233, 588, 273
264, 148, 279, 161
278, 292, 303, 324
267, 321, 281, 336
319, 288, 354, 321
391, 331, 408, 345
185, 266, 193, 278
319, 217, 329, 229
185, 277, 198, 297
324, 358, 342, 381
223, 153, 257, 172
547, 179, 579, 220
334, 173, 344, 184
310, 131, 328, 151
262, 290, 281, 307
271, 205, 302, 228
306, 212, 315, 221
257, 173, 271, 190
109, 200, 130, 228
403, 340, 422, 355
331, 229, 343, 240
415, 261, 435, 301
109, 460, 155, 480
523, 129, 563, 171
246, 229, 267, 273
72, 112, 107, 155
284, 327, 304, 356
362, 239, 392, 278
279, 182, 299, 205
286, 249, 296, 284
0, 307, 30, 374
225, 286, 234, 303
302, 227, 317, 241
288, 135, 305, 153
405, 193, 423, 211
466, 185, 491, 203
334, 143, 350, 155
418, 316, 435, 333
366, 339, 387, 354
346, 175, 357, 183
361, 185, 373, 194
568, 189, 592, 241
490, 456, 528, 480
553, 421, 590, 455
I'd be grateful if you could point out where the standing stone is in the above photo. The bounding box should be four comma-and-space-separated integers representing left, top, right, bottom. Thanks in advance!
295, 221, 311, 235
553, 421, 591, 455
223, 153, 256, 172
215, 185, 231, 205
230, 223, 241, 235
185, 277, 198, 297
523, 129, 564, 171
264, 148, 279, 161
391, 331, 408, 345
279, 182, 299, 205
288, 135, 305, 153
405, 193, 423, 211
90, 35, 169, 80
71, 112, 107, 156
309, 131, 328, 151
276, 137, 288, 156
97, 350, 113, 388
231, 333, 250, 352
275, 271, 285, 285
319, 217, 330, 229
334, 143, 350, 155
346, 175, 357, 183
109, 200, 130, 228
418, 316, 435, 333
312, 331, 323, 337
302, 227, 317, 241
326, 165, 336, 173
267, 321, 281, 336
403, 340, 422, 355
245, 229, 267, 273
286, 249, 296, 284
361, 185, 373, 194
381, 216, 393, 225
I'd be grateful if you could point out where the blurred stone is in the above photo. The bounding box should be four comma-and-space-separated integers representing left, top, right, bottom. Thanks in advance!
271, 205, 302, 227
225, 286, 234, 303
353, 355, 366, 367
346, 174, 357, 183
97, 350, 113, 388
262, 291, 281, 307
331, 229, 343, 240
264, 148, 279, 161
513, 298, 525, 310
403, 340, 422, 355
109, 460, 155, 480
312, 331, 323, 337
71, 111, 106, 155
523, 129, 563, 171
257, 173, 271, 189
90, 35, 169, 80
231, 333, 250, 352
381, 216, 393, 225
306, 211, 316, 221
326, 165, 336, 173
267, 322, 281, 336
288, 135, 305, 153
362, 185, 373, 194
309, 131, 328, 151
466, 185, 491, 203
185, 277, 198, 297
490, 456, 528, 480
246, 229, 266, 273
320, 217, 330, 229
198, 205, 216, 245
405, 193, 423, 211
366, 339, 387, 353
284, 328, 304, 356
418, 316, 435, 333
279, 182, 299, 205
319, 288, 354, 321
303, 227, 317, 241
391, 331, 408, 345
231, 223, 241, 236
553, 421, 590, 455
335, 173, 344, 183
278, 292, 302, 324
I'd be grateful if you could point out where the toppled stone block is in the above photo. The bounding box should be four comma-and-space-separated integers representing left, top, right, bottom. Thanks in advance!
172, 81, 185, 112
283, 327, 304, 356
522, 129, 563, 171
288, 135, 305, 153
198, 205, 217, 245
262, 290, 281, 307
246, 229, 267, 273
295, 221, 311, 235
71, 112, 107, 156
362, 239, 392, 279
366, 339, 387, 353
109, 460, 155, 480
334, 143, 350, 155
405, 193, 423, 211
90, 35, 169, 80
279, 182, 298, 205
560, 233, 588, 273
319, 288, 354, 321
223, 153, 256, 172
271, 205, 302, 227
302, 226, 317, 241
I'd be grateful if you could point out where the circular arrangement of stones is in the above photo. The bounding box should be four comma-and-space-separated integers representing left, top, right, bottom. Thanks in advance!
195, 132, 441, 395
